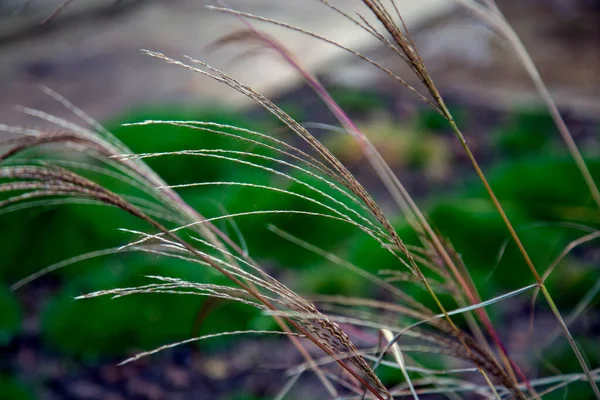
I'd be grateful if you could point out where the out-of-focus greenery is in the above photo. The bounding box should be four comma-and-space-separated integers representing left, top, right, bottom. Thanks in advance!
540, 338, 600, 400
346, 156, 600, 301
415, 106, 467, 133
0, 284, 21, 346
108, 108, 276, 185
0, 106, 365, 358
217, 169, 362, 268
0, 376, 34, 400
493, 108, 556, 157
329, 86, 388, 117
1, 98, 599, 395
1, 107, 281, 357
324, 115, 453, 181
41, 256, 259, 358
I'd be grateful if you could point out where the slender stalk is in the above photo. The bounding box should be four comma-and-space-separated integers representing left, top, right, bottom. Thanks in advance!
481, 370, 502, 400
456, 0, 600, 211
503, 27, 600, 211
540, 285, 600, 398
448, 119, 540, 283
445, 111, 600, 398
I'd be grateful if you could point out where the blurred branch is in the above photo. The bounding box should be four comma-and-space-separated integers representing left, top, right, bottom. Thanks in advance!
0, 0, 164, 47
39, 0, 77, 26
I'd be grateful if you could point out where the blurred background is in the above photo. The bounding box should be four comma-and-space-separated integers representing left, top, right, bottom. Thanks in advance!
1, 0, 599, 399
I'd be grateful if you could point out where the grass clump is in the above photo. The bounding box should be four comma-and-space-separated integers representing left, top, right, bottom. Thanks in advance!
1, 1, 600, 399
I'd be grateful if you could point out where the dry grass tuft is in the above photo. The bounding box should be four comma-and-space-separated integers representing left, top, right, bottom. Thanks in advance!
2, 1, 599, 399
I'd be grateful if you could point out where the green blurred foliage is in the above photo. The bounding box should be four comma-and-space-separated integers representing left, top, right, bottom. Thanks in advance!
41, 254, 259, 357
427, 198, 569, 300
325, 116, 453, 182
493, 109, 555, 157
1, 205, 149, 283
415, 107, 467, 133
0, 377, 34, 400
105, 108, 275, 186
542, 384, 595, 400
1, 106, 265, 283
216, 168, 364, 267
539, 338, 600, 400
0, 105, 367, 359
339, 137, 600, 310
0, 107, 285, 359
0, 284, 21, 346
345, 219, 418, 284
1, 95, 599, 388
0, 211, 28, 282
485, 157, 600, 222
294, 264, 366, 296
329, 87, 388, 116
403, 156, 599, 305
